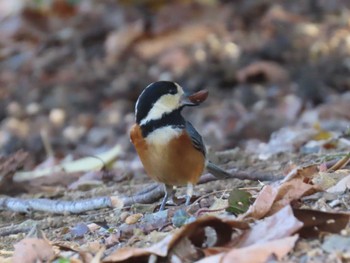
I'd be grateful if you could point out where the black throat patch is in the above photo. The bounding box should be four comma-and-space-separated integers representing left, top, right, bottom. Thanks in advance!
140, 109, 185, 137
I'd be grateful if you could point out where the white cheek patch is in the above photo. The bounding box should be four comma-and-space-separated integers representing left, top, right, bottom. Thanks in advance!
140, 93, 181, 125
145, 126, 182, 145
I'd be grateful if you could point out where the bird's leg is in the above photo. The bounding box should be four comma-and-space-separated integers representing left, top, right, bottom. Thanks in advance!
159, 184, 175, 211
185, 183, 194, 206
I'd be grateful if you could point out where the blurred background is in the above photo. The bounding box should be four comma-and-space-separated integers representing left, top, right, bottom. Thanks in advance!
0, 0, 350, 165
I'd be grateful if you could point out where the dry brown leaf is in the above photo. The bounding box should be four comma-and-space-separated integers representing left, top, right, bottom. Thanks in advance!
318, 97, 350, 120
12, 238, 55, 263
240, 185, 278, 220
104, 216, 249, 262
193, 207, 301, 262
293, 208, 350, 238
282, 164, 319, 183
53, 241, 94, 262
50, 0, 77, 18
200, 237, 299, 263
269, 177, 317, 215
103, 233, 173, 262
134, 23, 225, 59
261, 4, 304, 26
327, 173, 350, 193
221, 235, 298, 263
105, 21, 144, 64
236, 61, 289, 84
0, 150, 28, 195
241, 174, 318, 220
158, 47, 192, 75
237, 206, 303, 248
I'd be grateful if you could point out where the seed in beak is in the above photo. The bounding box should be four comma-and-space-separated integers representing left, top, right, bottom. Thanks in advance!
188, 90, 209, 104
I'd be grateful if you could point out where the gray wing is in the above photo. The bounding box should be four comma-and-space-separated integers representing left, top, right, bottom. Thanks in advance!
185, 121, 206, 156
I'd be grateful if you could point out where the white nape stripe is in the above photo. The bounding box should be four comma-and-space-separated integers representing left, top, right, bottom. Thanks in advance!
145, 126, 182, 145
140, 92, 182, 125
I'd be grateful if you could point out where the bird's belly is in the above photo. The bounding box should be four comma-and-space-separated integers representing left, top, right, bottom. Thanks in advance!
140, 135, 205, 186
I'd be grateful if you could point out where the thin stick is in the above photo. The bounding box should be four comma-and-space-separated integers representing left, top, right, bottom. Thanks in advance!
40, 129, 54, 158
327, 153, 350, 172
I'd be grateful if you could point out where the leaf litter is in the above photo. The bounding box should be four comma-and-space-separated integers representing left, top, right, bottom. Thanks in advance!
1, 1, 350, 262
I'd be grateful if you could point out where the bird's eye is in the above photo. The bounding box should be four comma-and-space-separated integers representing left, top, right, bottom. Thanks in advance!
169, 88, 177, 95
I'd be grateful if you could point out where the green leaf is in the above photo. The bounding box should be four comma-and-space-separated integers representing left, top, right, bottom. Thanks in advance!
172, 209, 190, 227
226, 189, 252, 215
57, 258, 70, 263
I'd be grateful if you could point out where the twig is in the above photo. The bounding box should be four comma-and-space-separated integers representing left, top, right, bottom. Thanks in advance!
40, 129, 54, 158
0, 220, 38, 237
327, 153, 350, 172
122, 184, 164, 207
200, 169, 282, 183
189, 189, 229, 210
0, 196, 120, 214
195, 207, 228, 217
0, 166, 279, 214
134, 183, 159, 195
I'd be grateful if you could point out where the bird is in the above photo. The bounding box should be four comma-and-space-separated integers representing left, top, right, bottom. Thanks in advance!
130, 81, 231, 210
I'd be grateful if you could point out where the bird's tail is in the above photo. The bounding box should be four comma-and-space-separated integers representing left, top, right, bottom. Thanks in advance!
205, 161, 232, 179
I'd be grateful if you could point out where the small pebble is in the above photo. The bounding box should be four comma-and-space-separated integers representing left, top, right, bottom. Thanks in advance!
125, 213, 143, 225
26, 103, 40, 115
49, 108, 66, 126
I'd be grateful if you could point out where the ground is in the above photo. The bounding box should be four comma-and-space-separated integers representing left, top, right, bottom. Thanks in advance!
0, 0, 350, 262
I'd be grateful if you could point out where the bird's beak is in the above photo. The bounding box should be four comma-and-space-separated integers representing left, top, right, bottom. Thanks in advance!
180, 90, 209, 107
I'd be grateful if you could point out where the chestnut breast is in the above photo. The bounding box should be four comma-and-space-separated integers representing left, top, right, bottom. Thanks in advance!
130, 124, 205, 186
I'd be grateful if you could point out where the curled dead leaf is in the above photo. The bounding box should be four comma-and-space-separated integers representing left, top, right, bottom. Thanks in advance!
236, 61, 289, 84
237, 206, 303, 248
104, 216, 249, 262
12, 238, 55, 263
221, 235, 299, 263
239, 165, 319, 222
293, 208, 350, 238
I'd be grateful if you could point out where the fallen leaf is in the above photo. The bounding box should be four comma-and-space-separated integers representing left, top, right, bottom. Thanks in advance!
292, 208, 350, 238
327, 173, 350, 193
158, 48, 192, 75
14, 144, 122, 182
198, 234, 299, 263
170, 237, 201, 262
241, 176, 317, 219
12, 238, 55, 263
282, 164, 319, 183
237, 206, 303, 248
105, 20, 144, 64
236, 61, 289, 84
134, 23, 225, 59
226, 189, 252, 215
68, 170, 105, 190
104, 216, 249, 262
311, 171, 345, 190
0, 150, 28, 195
240, 185, 278, 220
172, 209, 191, 227
269, 178, 317, 215
221, 235, 299, 263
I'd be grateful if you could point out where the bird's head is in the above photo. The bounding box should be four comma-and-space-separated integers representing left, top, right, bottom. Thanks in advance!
135, 81, 208, 125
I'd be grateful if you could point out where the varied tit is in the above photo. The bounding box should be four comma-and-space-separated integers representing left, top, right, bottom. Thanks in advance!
130, 81, 230, 210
